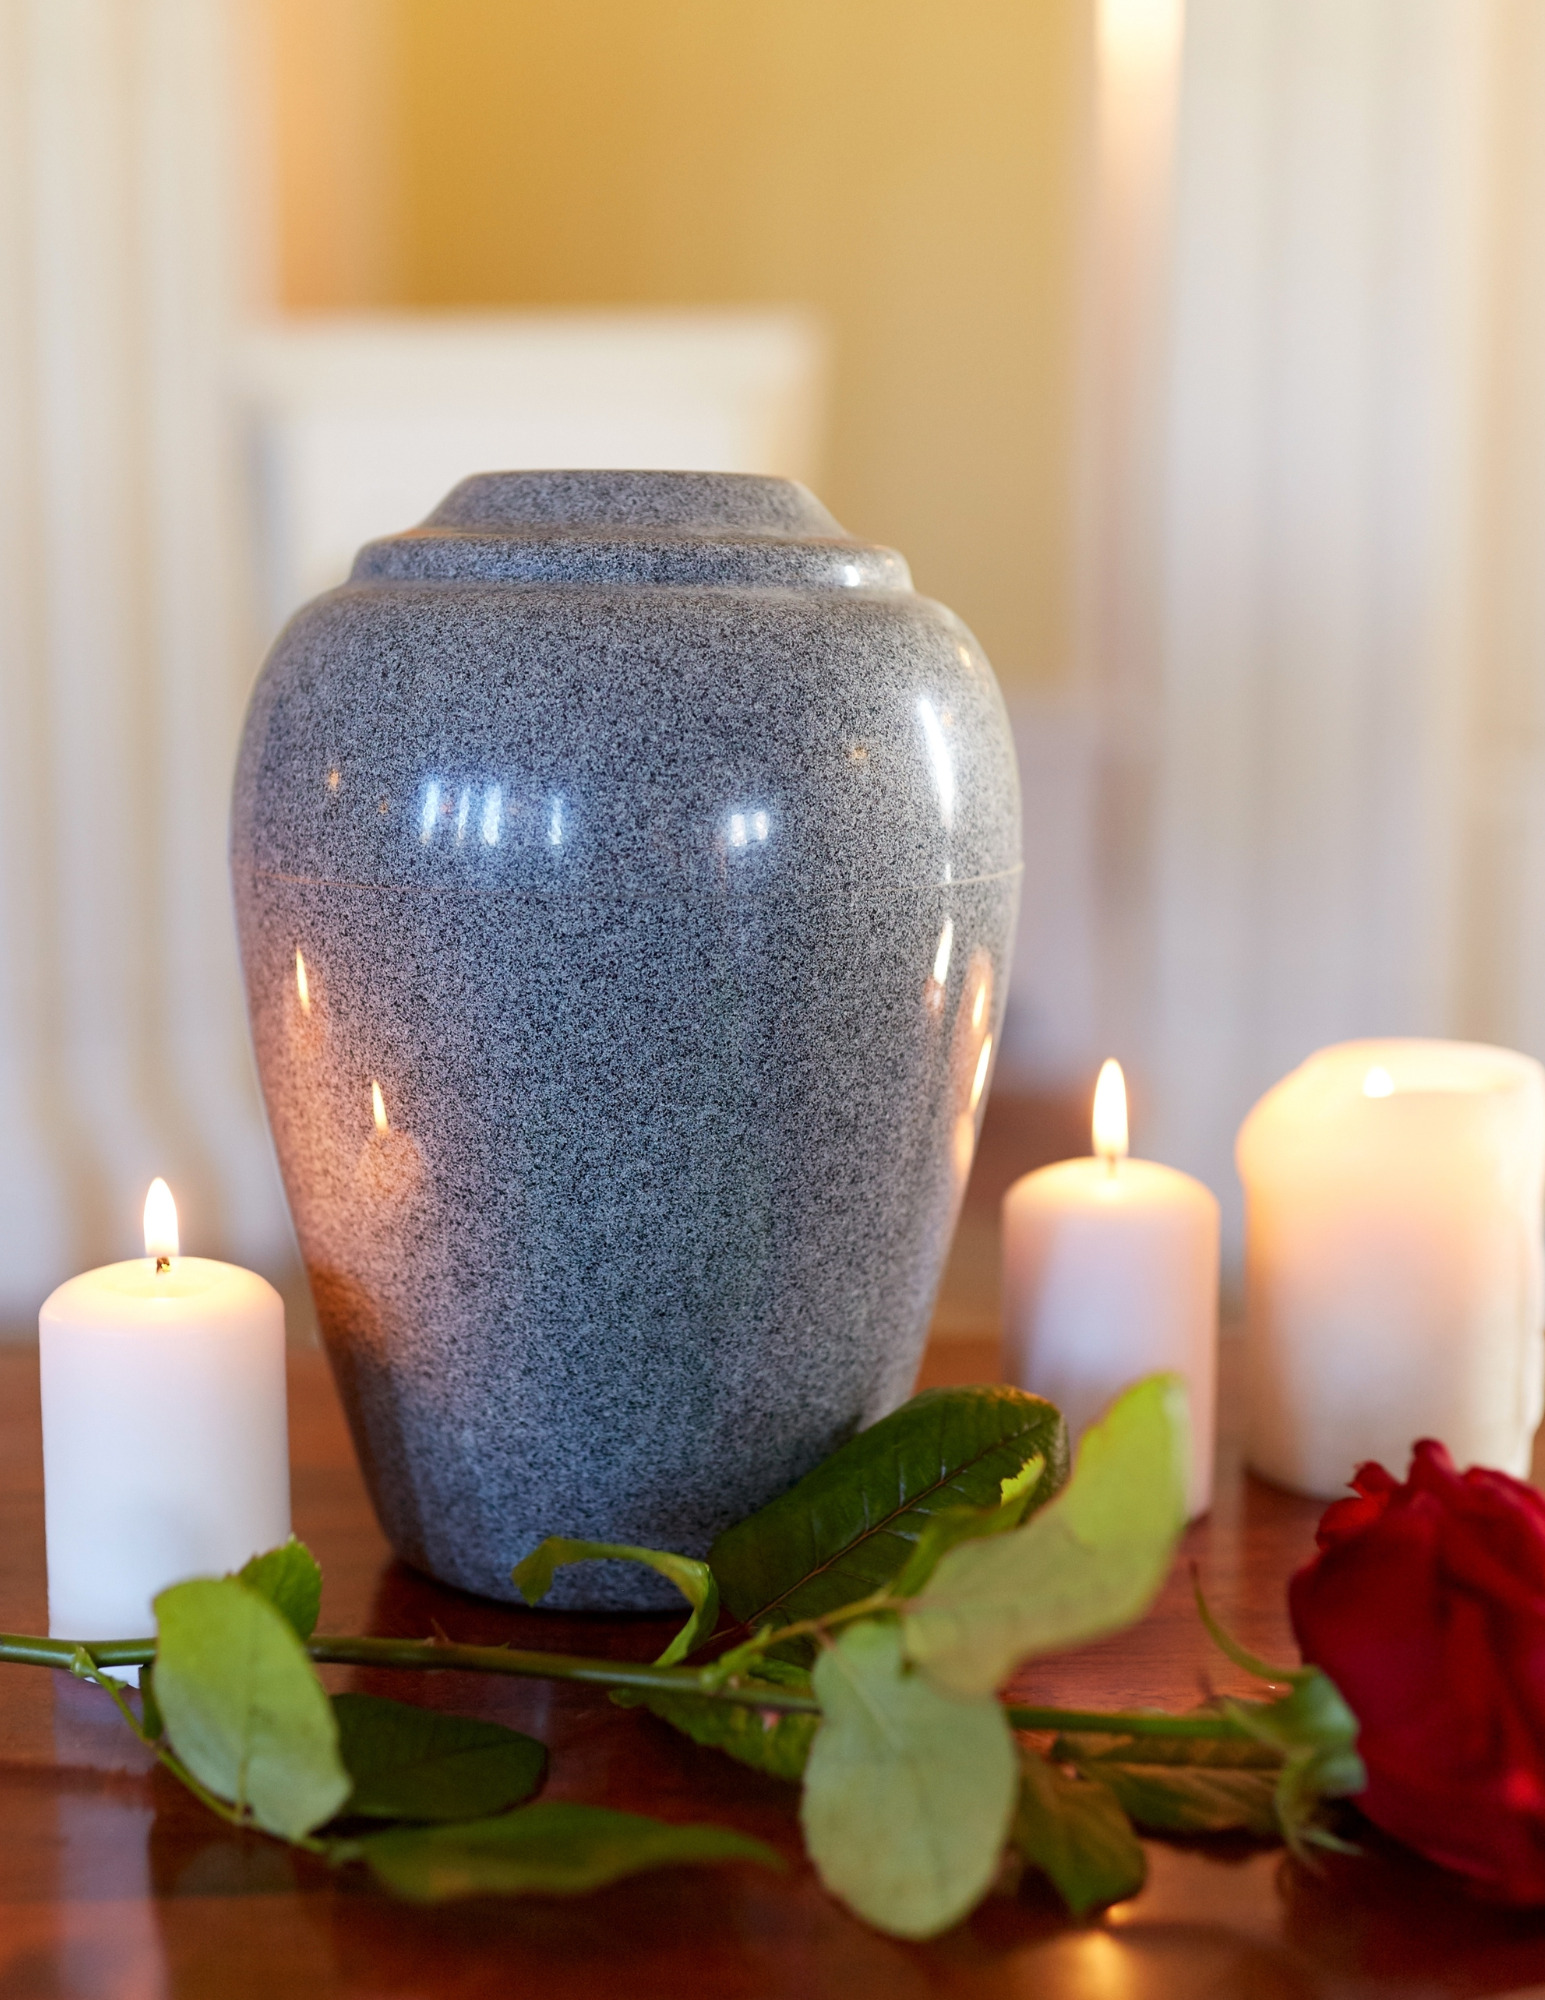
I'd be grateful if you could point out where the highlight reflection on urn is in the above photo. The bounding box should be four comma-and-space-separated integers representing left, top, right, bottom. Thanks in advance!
925, 918, 953, 1013
356, 1079, 422, 1203
231, 471, 1022, 1607
289, 946, 326, 1063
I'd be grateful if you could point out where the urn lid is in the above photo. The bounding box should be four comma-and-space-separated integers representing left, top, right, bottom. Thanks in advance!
350, 470, 912, 593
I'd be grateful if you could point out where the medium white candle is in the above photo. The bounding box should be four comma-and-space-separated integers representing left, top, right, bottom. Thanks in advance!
40, 1180, 290, 1638
1237, 1039, 1545, 1499
1002, 1060, 1220, 1516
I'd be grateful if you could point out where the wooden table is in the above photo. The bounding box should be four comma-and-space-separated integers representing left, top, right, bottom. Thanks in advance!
5, 1335, 1545, 1999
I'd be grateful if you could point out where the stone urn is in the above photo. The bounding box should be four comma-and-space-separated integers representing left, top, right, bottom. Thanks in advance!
231, 471, 1021, 1607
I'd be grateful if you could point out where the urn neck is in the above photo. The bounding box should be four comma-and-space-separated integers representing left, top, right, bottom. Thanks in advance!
348, 470, 912, 594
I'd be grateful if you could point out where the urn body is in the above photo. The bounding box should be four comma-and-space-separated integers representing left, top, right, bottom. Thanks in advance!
231, 472, 1021, 1607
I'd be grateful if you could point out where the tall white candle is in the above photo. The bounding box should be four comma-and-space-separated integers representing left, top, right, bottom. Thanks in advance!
1002, 1060, 1219, 1516
1237, 1039, 1545, 1499
40, 1180, 290, 1638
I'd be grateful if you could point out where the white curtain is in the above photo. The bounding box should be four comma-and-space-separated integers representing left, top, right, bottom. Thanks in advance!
1009, 0, 1545, 1259
1149, 0, 1491, 1232
0, 0, 288, 1316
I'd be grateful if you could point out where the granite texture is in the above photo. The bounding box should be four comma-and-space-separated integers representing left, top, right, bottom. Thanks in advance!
231, 471, 1021, 1609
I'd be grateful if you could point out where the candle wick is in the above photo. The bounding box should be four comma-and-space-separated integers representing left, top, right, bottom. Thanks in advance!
1102, 1153, 1119, 1180
155, 1255, 170, 1276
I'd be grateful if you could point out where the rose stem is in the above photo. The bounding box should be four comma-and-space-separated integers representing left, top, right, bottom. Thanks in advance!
0, 1630, 1259, 1738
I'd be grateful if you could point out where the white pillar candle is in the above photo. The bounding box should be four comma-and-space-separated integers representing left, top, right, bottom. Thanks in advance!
1002, 1061, 1220, 1516
40, 1180, 290, 1638
1237, 1039, 1545, 1499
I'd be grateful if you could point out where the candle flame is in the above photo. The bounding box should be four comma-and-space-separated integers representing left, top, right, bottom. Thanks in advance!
295, 947, 311, 1014
1363, 1065, 1394, 1098
371, 1079, 389, 1134
143, 1177, 179, 1264
1093, 1058, 1129, 1165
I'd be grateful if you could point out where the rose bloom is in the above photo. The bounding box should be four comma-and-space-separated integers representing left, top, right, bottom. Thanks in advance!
1289, 1439, 1545, 1903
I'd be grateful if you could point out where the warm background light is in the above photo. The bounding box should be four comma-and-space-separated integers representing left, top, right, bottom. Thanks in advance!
1097, 0, 1184, 70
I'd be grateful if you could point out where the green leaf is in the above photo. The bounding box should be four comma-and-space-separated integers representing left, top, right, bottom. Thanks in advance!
236, 1539, 323, 1641
710, 1387, 1068, 1635
1192, 1578, 1300, 1685
350, 1802, 781, 1903
902, 1376, 1189, 1698
800, 1618, 1018, 1940
332, 1693, 547, 1822
1187, 1586, 1364, 1853
633, 1692, 819, 1783
1012, 1750, 1146, 1914
622, 1653, 818, 1782
890, 1456, 1046, 1599
1225, 1672, 1359, 1764
512, 1539, 718, 1666
1054, 1720, 1281, 1771
1055, 1733, 1280, 1837
153, 1577, 350, 1840
631, 1655, 819, 1783
1224, 1674, 1365, 1855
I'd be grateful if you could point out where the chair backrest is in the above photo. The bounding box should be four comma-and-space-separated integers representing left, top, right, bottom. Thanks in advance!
235, 309, 828, 639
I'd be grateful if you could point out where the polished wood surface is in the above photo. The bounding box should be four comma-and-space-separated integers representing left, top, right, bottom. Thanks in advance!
6, 1331, 1545, 2000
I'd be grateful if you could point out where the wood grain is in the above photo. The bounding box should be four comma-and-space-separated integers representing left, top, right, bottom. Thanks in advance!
3, 1248, 1544, 1994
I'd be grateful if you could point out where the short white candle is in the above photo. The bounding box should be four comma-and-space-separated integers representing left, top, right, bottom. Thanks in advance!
1002, 1060, 1220, 1516
40, 1180, 290, 1639
1237, 1039, 1545, 1499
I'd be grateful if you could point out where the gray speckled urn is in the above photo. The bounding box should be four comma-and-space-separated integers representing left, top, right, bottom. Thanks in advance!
231, 471, 1021, 1609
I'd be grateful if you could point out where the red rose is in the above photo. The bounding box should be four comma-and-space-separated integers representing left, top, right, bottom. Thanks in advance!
1289, 1439, 1545, 1903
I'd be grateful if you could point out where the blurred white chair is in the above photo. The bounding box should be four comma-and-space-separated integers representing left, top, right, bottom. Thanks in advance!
235, 310, 827, 637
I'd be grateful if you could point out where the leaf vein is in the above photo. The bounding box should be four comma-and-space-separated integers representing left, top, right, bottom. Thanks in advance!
745, 1423, 1051, 1624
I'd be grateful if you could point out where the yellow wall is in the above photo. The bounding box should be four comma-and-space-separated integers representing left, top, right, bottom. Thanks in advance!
269, 0, 1086, 691
267, 0, 403, 306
